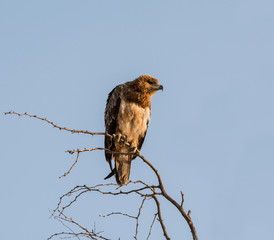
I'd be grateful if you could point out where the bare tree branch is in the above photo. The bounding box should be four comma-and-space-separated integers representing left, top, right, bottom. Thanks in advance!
6, 111, 199, 240
152, 195, 170, 240
134, 196, 147, 239
60, 152, 80, 178
48, 215, 81, 240
4, 111, 104, 136
49, 211, 111, 240
100, 212, 137, 220
136, 152, 199, 240
99, 196, 148, 240
180, 190, 185, 207
146, 213, 157, 240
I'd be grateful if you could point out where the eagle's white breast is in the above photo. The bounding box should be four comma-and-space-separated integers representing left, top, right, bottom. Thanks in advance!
117, 99, 151, 146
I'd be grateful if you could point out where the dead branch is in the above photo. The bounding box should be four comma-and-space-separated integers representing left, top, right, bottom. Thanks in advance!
6, 111, 199, 240
152, 195, 170, 240
146, 213, 157, 240
100, 212, 137, 220
48, 211, 110, 240
52, 182, 160, 218
134, 196, 147, 239
136, 152, 199, 240
4, 111, 104, 136
60, 152, 80, 178
99, 196, 148, 240
66, 146, 199, 239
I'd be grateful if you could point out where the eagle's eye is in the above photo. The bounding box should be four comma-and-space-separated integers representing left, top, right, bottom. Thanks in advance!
147, 80, 154, 85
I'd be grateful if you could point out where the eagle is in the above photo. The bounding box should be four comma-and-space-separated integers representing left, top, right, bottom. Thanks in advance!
104, 75, 163, 185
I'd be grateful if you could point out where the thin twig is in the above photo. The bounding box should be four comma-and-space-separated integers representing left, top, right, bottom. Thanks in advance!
4, 111, 104, 136
47, 231, 85, 240
146, 214, 157, 240
57, 211, 110, 240
134, 196, 147, 239
180, 190, 184, 207
54, 183, 160, 216
100, 212, 136, 220
52, 216, 81, 240
60, 152, 80, 178
67, 147, 137, 156
152, 195, 170, 240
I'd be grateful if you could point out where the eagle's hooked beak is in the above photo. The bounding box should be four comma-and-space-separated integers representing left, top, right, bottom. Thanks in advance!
151, 83, 164, 91
158, 84, 164, 91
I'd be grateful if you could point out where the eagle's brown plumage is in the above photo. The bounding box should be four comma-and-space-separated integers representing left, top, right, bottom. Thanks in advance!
104, 75, 163, 185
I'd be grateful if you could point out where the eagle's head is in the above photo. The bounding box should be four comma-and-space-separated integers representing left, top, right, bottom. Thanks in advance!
124, 75, 163, 108
131, 75, 163, 95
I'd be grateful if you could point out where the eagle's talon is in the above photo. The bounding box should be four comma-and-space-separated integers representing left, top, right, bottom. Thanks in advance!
114, 134, 127, 146
114, 134, 122, 146
114, 134, 121, 142
129, 143, 137, 153
120, 135, 127, 144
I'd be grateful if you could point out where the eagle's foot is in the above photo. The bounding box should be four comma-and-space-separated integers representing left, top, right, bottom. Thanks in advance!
129, 143, 137, 153
114, 134, 127, 146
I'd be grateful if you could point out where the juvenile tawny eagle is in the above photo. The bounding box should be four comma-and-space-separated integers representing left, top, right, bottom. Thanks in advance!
104, 75, 163, 185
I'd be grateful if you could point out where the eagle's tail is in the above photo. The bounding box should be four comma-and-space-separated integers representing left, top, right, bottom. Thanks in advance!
115, 155, 131, 186
104, 159, 115, 180
104, 169, 115, 180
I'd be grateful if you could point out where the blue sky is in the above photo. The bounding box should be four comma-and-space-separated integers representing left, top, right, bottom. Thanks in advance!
1, 0, 274, 239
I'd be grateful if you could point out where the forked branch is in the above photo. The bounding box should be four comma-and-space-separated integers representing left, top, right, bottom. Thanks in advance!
5, 111, 199, 240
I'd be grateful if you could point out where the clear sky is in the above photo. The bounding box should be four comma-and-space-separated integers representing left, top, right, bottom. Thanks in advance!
1, 0, 274, 239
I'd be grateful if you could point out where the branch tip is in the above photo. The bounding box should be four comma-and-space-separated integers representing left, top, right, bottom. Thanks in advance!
187, 210, 192, 219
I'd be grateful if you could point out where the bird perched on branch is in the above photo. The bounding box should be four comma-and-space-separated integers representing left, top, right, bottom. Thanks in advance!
104, 75, 163, 185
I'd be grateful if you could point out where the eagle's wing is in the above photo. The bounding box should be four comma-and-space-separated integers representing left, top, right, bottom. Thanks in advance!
104, 84, 123, 171
132, 119, 150, 160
